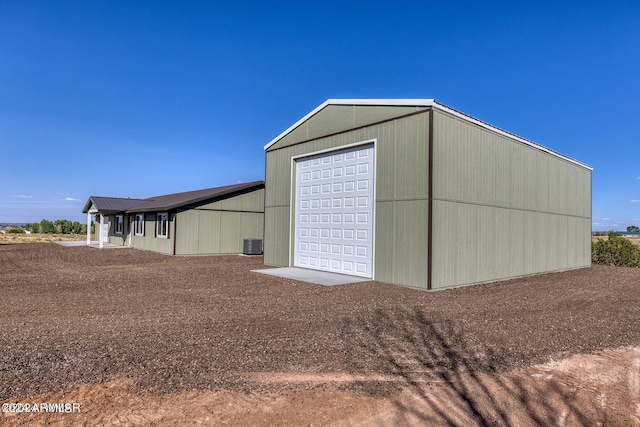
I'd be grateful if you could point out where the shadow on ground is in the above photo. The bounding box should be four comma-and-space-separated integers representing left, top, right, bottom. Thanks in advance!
344, 308, 599, 426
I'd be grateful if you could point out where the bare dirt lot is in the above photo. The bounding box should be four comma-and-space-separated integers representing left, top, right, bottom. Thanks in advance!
1, 243, 639, 426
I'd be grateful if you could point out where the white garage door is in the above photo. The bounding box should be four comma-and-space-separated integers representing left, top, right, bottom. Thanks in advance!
294, 145, 375, 278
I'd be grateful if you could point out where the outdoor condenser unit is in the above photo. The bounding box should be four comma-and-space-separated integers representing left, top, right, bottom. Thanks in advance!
243, 238, 263, 255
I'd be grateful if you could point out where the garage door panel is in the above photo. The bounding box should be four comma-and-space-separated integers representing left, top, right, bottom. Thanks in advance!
295, 144, 374, 278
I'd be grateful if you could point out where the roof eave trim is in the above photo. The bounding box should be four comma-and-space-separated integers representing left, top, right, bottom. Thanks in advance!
263, 99, 592, 170
81, 198, 93, 214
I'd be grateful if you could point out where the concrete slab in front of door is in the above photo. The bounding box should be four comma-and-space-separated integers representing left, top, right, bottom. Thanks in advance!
252, 267, 371, 286
55, 241, 129, 249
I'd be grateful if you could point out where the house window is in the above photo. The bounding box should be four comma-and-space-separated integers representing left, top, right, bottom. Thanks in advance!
115, 215, 124, 234
135, 214, 145, 236
156, 213, 168, 238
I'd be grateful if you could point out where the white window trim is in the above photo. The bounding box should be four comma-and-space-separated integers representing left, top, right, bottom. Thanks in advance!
156, 212, 169, 238
135, 214, 145, 236
115, 215, 124, 234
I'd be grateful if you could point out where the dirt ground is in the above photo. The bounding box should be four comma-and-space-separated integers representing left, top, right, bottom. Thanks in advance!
1, 243, 639, 426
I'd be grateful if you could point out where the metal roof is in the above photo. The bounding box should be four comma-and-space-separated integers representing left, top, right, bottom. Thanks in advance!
82, 196, 146, 214
126, 181, 265, 213
264, 99, 592, 170
84, 181, 265, 215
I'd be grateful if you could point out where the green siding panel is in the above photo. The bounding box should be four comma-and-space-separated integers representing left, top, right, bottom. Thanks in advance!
431, 200, 591, 290
173, 194, 264, 255
393, 115, 430, 200
374, 200, 429, 289
265, 151, 292, 208
197, 189, 265, 212
431, 109, 591, 289
373, 202, 395, 282
270, 105, 427, 150
306, 105, 358, 141
264, 206, 290, 266
432, 110, 591, 217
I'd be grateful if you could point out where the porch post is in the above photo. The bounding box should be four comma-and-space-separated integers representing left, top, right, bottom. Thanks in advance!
99, 213, 104, 249
86, 212, 91, 245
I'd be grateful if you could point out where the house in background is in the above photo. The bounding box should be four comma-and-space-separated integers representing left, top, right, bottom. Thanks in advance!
263, 99, 592, 291
82, 181, 265, 255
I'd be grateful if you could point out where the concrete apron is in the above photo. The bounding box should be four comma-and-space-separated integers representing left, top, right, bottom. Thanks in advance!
55, 241, 128, 249
252, 267, 370, 286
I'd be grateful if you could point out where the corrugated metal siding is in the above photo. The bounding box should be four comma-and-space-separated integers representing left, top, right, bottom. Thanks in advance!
175, 210, 201, 254
265, 151, 292, 209
174, 189, 265, 255
264, 112, 431, 286
198, 211, 221, 254
431, 109, 591, 289
306, 105, 357, 141
196, 189, 265, 212
355, 106, 427, 127
431, 201, 591, 289
270, 105, 427, 150
374, 199, 429, 289
264, 206, 290, 266
432, 110, 591, 217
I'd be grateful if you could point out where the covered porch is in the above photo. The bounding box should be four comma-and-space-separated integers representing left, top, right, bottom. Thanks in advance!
82, 196, 146, 249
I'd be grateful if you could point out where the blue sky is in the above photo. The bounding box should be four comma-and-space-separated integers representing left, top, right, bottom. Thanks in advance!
1, 1, 639, 230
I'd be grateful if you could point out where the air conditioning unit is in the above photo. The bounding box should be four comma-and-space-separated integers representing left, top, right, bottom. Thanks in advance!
243, 238, 263, 255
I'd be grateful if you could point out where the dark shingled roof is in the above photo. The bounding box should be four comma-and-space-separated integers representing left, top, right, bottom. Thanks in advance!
83, 181, 264, 215
126, 181, 264, 213
82, 197, 146, 214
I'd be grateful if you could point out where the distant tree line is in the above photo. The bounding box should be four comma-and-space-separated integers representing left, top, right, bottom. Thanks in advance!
24, 219, 94, 235
593, 225, 640, 236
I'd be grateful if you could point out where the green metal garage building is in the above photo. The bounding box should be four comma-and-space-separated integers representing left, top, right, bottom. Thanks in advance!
263, 99, 592, 290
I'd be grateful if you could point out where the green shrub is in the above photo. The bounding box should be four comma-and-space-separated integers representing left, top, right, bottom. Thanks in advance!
592, 233, 640, 267
8, 228, 25, 234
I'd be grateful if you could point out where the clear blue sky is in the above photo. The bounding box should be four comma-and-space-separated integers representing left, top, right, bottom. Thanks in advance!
1, 1, 639, 230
